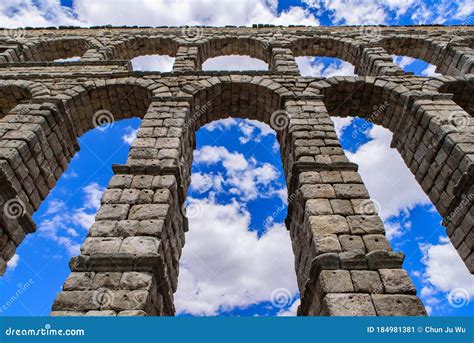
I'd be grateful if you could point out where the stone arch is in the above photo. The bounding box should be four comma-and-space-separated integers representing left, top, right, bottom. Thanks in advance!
60, 78, 155, 137
378, 35, 444, 69
0, 80, 50, 117
102, 36, 180, 61
20, 37, 100, 62
375, 35, 474, 76
198, 37, 271, 69
438, 78, 474, 116
291, 36, 361, 66
0, 78, 155, 275
182, 77, 291, 124
289, 35, 404, 76
314, 76, 474, 272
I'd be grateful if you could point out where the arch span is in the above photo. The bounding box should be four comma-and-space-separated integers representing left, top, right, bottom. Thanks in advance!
0, 79, 155, 275
314, 76, 474, 273
51, 78, 427, 317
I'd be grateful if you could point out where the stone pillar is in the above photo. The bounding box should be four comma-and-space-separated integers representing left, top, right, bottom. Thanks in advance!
390, 95, 474, 272
358, 46, 405, 76
270, 47, 300, 75
281, 98, 427, 316
0, 101, 77, 274
172, 46, 201, 72
52, 100, 191, 316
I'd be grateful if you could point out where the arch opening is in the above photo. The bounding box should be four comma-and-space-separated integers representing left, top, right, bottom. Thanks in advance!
391, 55, 440, 77
0, 81, 152, 277
319, 77, 473, 274
296, 56, 356, 77
202, 56, 268, 71
104, 36, 179, 61
380, 37, 444, 75
199, 37, 271, 71
23, 38, 91, 62
332, 116, 474, 315
0, 117, 140, 314
175, 117, 298, 316
64, 83, 152, 137
131, 55, 175, 72
291, 37, 360, 75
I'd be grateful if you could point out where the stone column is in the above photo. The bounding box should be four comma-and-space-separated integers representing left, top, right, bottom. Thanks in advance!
357, 46, 405, 76
281, 98, 427, 316
270, 46, 300, 75
172, 46, 201, 73
390, 94, 473, 272
52, 100, 191, 316
0, 101, 77, 274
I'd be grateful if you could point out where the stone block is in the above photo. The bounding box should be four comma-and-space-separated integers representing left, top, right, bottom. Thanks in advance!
321, 293, 377, 316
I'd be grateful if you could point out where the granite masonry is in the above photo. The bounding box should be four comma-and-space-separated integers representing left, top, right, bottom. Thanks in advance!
0, 25, 472, 316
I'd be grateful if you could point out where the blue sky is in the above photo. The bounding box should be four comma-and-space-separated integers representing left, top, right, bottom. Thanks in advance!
0, 0, 473, 317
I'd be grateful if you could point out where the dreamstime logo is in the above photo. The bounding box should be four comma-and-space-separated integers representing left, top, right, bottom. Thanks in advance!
360, 199, 381, 216
181, 22, 204, 41
3, 198, 26, 220
92, 288, 114, 308
358, 25, 382, 39
447, 288, 470, 308
270, 288, 292, 308
3, 28, 26, 40
92, 110, 115, 131
448, 112, 471, 130
270, 110, 290, 131
182, 202, 203, 219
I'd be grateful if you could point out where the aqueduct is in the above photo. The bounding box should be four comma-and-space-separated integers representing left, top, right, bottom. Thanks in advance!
0, 25, 472, 316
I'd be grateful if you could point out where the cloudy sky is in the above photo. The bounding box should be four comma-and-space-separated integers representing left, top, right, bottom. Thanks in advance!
0, 0, 473, 317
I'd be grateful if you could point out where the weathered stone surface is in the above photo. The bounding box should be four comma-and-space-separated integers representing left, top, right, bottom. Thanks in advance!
321, 293, 377, 316
379, 269, 417, 294
4, 25, 469, 318
350, 270, 384, 293
372, 294, 427, 316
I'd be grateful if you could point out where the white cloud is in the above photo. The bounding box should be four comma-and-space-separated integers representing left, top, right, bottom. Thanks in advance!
420, 237, 474, 295
331, 117, 354, 137
204, 118, 238, 132
384, 220, 412, 241
421, 64, 442, 77
195, 145, 248, 171
175, 196, 298, 315
54, 57, 81, 62
304, 0, 387, 25
73, 0, 319, 27
202, 56, 268, 71
296, 57, 355, 77
204, 119, 275, 145
131, 55, 175, 72
345, 125, 431, 220
193, 145, 282, 201
392, 55, 415, 69
122, 127, 139, 145
418, 236, 474, 313
45, 199, 66, 215
82, 182, 105, 210
304, 0, 473, 25
190, 172, 224, 193
7, 253, 20, 271
0, 0, 81, 28
37, 183, 105, 255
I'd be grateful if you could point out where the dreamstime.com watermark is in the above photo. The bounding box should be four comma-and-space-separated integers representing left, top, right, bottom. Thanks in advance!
4, 324, 85, 337
442, 192, 473, 226
0, 279, 34, 314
